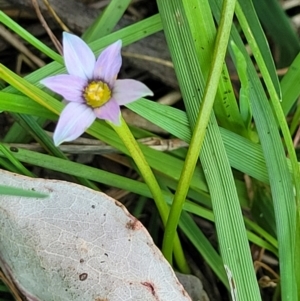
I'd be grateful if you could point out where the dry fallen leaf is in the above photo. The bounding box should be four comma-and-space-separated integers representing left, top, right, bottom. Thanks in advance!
0, 170, 191, 301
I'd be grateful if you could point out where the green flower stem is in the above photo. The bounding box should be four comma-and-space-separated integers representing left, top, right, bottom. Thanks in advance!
108, 116, 190, 273
162, 0, 236, 263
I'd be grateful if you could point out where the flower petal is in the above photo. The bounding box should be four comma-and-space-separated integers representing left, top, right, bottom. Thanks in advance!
94, 40, 122, 87
41, 75, 86, 102
113, 79, 153, 105
53, 102, 96, 146
94, 98, 121, 125
63, 32, 95, 80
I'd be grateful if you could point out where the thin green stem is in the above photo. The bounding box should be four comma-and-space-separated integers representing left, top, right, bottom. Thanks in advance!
162, 0, 236, 263
109, 116, 190, 273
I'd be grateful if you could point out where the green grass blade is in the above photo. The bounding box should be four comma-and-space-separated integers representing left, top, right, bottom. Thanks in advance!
183, 0, 247, 137
162, 0, 237, 266
0, 185, 48, 198
0, 88, 284, 189
237, 0, 281, 99
0, 11, 61, 63
179, 211, 228, 287
252, 0, 300, 67
0, 144, 34, 177
0, 145, 153, 198
234, 3, 299, 299
209, 1, 298, 298
281, 53, 300, 116
245, 63, 297, 301
82, 0, 132, 42
156, 0, 261, 299
0, 92, 57, 119
12, 114, 99, 190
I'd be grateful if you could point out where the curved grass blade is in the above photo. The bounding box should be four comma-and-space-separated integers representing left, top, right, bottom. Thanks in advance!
156, 0, 261, 299
183, 0, 247, 137
82, 0, 132, 42
0, 185, 47, 198
252, 0, 300, 67
162, 0, 237, 266
237, 0, 281, 99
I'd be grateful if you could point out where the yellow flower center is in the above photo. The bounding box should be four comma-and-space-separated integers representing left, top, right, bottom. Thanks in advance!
84, 81, 111, 108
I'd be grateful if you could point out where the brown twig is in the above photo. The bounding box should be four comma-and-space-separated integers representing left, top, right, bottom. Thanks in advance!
42, 0, 69, 32
31, 0, 63, 55
0, 24, 45, 68
293, 123, 300, 147
0, 269, 23, 301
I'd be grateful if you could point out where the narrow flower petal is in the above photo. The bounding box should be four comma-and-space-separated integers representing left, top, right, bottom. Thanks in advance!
94, 98, 121, 125
41, 75, 86, 102
53, 102, 96, 146
63, 32, 95, 80
113, 79, 153, 105
94, 40, 122, 87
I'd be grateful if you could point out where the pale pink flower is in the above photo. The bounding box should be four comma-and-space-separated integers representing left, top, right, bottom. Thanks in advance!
41, 32, 153, 146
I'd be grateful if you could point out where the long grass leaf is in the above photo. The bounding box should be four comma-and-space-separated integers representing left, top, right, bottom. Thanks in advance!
156, 0, 261, 299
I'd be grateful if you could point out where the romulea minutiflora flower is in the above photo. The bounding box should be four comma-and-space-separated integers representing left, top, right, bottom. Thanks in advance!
41, 32, 153, 146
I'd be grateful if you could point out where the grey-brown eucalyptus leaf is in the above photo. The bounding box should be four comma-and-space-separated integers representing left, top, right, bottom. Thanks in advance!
0, 170, 191, 301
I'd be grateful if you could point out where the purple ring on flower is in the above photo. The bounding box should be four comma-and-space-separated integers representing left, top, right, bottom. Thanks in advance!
41, 32, 153, 146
